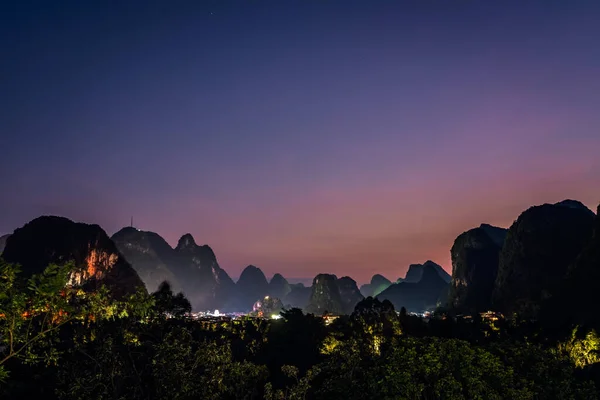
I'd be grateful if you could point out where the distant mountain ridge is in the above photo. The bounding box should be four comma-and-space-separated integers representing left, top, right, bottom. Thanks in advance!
112, 227, 181, 293
110, 227, 317, 312
403, 260, 451, 283
234, 265, 270, 312
4, 198, 597, 320
284, 283, 312, 309
112, 227, 236, 311
360, 274, 392, 297
268, 273, 291, 300
174, 233, 237, 311
378, 261, 448, 312
338, 276, 365, 314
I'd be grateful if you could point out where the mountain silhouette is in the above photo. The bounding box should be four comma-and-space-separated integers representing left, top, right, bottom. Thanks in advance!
378, 262, 448, 312
0, 234, 10, 254
306, 274, 345, 315
546, 203, 600, 328
2, 216, 144, 297
403, 260, 451, 283
360, 274, 392, 297
173, 233, 236, 311
4, 198, 596, 318
234, 265, 270, 312
337, 276, 365, 314
283, 283, 312, 309
268, 273, 292, 299
448, 224, 507, 313
113, 228, 235, 311
305, 274, 364, 315
492, 200, 595, 318
112, 227, 180, 293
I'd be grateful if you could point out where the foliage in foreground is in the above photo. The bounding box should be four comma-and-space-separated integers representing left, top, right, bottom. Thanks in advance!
1, 261, 599, 400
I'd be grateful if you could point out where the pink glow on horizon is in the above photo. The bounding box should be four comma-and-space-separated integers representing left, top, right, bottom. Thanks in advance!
3, 2, 600, 285
150, 166, 598, 284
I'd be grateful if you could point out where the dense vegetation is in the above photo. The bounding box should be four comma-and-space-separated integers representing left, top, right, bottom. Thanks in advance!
2, 260, 599, 400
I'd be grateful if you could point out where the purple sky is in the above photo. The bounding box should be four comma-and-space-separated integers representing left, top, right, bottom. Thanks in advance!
1, 1, 599, 283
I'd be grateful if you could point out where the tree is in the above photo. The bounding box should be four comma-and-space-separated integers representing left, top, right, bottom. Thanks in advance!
350, 297, 401, 355
264, 365, 320, 400
0, 261, 83, 381
489, 340, 597, 398
152, 281, 191, 318
0, 259, 154, 392
153, 327, 267, 400
261, 308, 326, 388
557, 327, 600, 369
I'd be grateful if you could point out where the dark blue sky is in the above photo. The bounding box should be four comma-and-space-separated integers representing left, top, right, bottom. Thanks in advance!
2, 1, 599, 282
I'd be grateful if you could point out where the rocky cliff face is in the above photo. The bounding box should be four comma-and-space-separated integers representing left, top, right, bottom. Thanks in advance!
337, 276, 364, 314
112, 227, 180, 293
360, 274, 392, 297
113, 228, 235, 311
268, 273, 291, 300
234, 265, 269, 312
403, 260, 451, 283
492, 200, 595, 318
2, 216, 145, 297
305, 274, 363, 315
174, 234, 236, 311
377, 263, 448, 313
113, 225, 376, 314
305, 274, 345, 315
448, 224, 507, 313
0, 234, 10, 254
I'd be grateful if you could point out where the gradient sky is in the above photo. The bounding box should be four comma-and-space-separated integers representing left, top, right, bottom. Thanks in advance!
1, 1, 599, 284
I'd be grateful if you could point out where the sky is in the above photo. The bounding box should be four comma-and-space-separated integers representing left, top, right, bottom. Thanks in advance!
1, 1, 599, 284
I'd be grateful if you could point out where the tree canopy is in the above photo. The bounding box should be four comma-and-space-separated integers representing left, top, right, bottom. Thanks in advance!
1, 260, 599, 399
